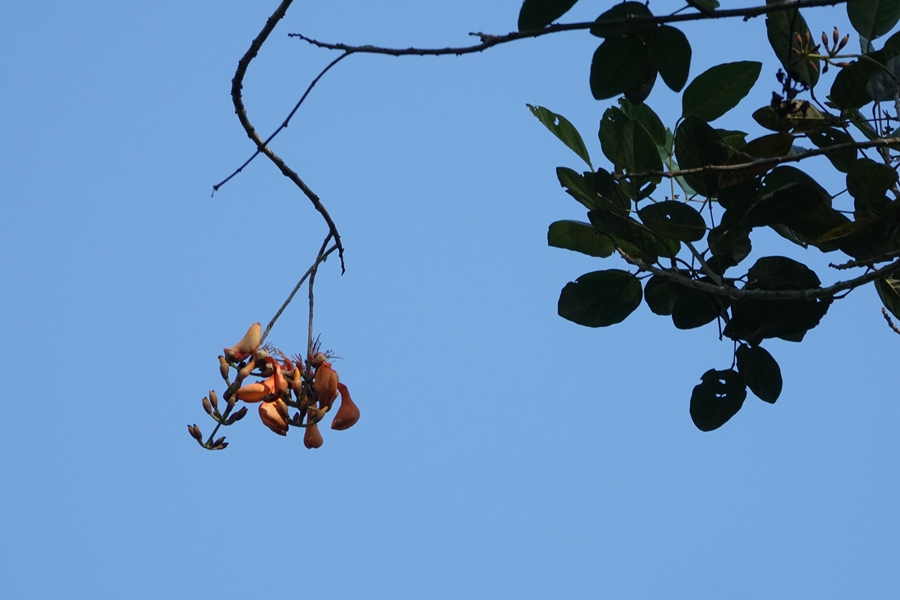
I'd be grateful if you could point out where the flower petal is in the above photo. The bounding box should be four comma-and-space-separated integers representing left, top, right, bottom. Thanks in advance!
331, 382, 360, 430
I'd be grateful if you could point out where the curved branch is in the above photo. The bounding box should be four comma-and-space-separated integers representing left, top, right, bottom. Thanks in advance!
290, 0, 847, 57
228, 0, 345, 271
214, 52, 350, 193
617, 250, 900, 301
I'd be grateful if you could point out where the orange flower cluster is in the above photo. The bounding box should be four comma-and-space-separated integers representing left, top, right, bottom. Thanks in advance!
188, 323, 360, 450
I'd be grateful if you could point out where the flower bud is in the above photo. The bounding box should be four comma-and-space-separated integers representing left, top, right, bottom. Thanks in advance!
275, 398, 290, 421
236, 359, 257, 384
188, 424, 203, 443
292, 368, 305, 402
821, 31, 828, 48
228, 406, 249, 423
224, 322, 261, 361
213, 436, 226, 447
218, 355, 230, 380
839, 34, 849, 50
833, 27, 839, 45
331, 382, 360, 430
202, 396, 213, 415
259, 402, 288, 436
304, 422, 324, 449
209, 390, 219, 412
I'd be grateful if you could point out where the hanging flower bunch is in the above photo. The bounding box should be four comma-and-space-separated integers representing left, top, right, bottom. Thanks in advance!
188, 322, 360, 450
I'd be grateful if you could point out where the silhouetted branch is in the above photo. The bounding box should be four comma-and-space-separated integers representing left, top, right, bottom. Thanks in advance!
882, 307, 900, 335
616, 249, 900, 301
618, 137, 900, 181
290, 1, 846, 57
213, 52, 350, 192
226, 0, 345, 271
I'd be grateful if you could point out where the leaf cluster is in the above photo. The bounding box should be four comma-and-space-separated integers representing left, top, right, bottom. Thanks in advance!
527, 0, 900, 430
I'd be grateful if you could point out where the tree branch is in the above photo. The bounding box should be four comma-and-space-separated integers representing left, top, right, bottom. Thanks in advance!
616, 249, 900, 301
227, 0, 345, 271
213, 52, 350, 193
882, 307, 900, 335
618, 138, 900, 181
290, 1, 847, 57
829, 249, 900, 270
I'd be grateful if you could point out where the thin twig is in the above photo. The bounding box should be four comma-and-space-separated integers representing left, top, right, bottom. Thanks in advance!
260, 243, 338, 345
882, 307, 900, 335
308, 235, 332, 357
227, 0, 345, 272
213, 52, 350, 193
290, 1, 847, 57
829, 249, 900, 269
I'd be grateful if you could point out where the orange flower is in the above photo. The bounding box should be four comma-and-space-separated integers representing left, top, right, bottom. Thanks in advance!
259, 401, 288, 436
314, 360, 339, 410
235, 376, 276, 403
224, 322, 261, 361
234, 358, 287, 403
331, 382, 360, 430
304, 422, 324, 448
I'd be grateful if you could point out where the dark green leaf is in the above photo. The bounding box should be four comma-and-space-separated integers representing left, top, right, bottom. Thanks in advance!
875, 274, 900, 319
766, 2, 819, 87
806, 127, 858, 172
590, 2, 654, 37
623, 63, 658, 106
686, 0, 719, 12
831, 30, 900, 109
814, 218, 877, 243
717, 129, 748, 150
557, 167, 604, 211
518, 0, 580, 31
558, 270, 643, 327
708, 225, 752, 265
746, 255, 821, 290
619, 99, 667, 146
672, 286, 721, 329
690, 369, 747, 432
648, 25, 692, 92
752, 101, 838, 134
590, 38, 651, 100
674, 116, 730, 197
736, 345, 783, 403
848, 0, 900, 40
831, 60, 878, 109
589, 209, 680, 261
725, 297, 832, 344
638, 201, 707, 241
598, 106, 629, 166
620, 120, 663, 184
846, 159, 899, 202
592, 168, 631, 214
867, 55, 900, 102
527, 104, 593, 168
644, 274, 684, 315
743, 182, 827, 228
718, 133, 794, 189
548, 220, 614, 257
681, 61, 762, 122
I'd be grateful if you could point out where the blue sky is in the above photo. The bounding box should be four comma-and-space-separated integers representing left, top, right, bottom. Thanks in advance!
1, 1, 897, 598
